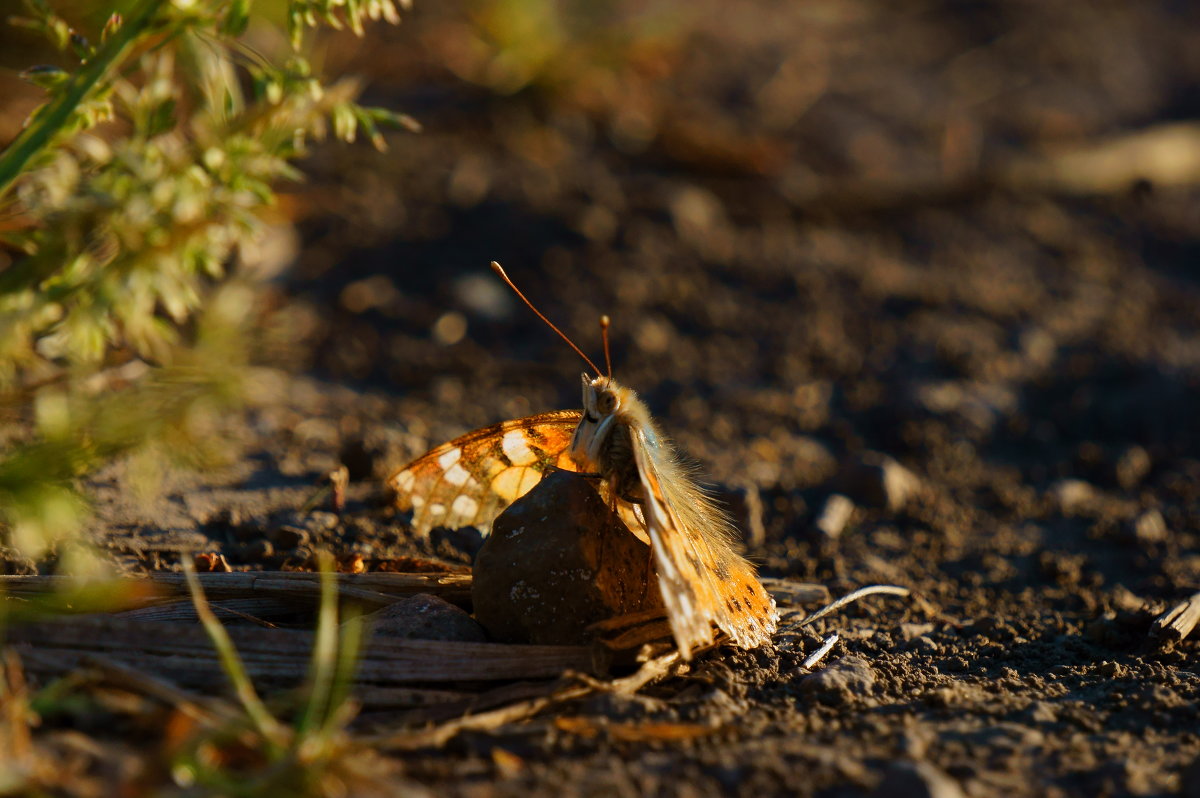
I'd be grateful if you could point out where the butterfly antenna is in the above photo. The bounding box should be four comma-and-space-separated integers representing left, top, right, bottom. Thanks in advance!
600, 315, 613, 378
490, 261, 603, 376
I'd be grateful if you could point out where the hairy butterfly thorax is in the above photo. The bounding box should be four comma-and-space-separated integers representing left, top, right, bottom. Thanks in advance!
571, 375, 645, 502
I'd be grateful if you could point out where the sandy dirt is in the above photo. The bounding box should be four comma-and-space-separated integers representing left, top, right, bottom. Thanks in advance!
5, 1, 1200, 795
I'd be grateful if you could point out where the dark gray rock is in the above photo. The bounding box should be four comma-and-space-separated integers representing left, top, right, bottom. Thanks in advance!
430, 525, 486, 561
268, 525, 309, 548
472, 471, 661, 646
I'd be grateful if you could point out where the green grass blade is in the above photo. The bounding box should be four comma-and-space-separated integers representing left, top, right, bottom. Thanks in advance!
295, 551, 338, 737
181, 558, 288, 752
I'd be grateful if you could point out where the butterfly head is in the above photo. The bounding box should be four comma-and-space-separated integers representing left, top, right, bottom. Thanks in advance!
571, 374, 616, 468
571, 373, 655, 474
583, 373, 621, 414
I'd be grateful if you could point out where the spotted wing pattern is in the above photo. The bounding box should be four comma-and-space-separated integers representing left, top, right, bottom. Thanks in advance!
627, 425, 778, 658
388, 410, 582, 536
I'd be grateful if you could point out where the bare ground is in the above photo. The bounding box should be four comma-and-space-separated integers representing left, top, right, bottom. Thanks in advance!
6, 1, 1200, 795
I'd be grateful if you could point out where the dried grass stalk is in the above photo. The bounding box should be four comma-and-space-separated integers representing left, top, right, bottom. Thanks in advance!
0, 572, 474, 609
114, 598, 299, 624
1150, 592, 1200, 641
371, 650, 683, 750
6, 616, 592, 688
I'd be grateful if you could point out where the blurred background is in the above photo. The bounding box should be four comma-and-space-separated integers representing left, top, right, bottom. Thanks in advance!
1, 0, 1199, 579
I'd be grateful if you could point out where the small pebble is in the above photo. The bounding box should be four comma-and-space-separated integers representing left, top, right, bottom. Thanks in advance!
838, 453, 920, 511
907, 635, 940, 655
897, 622, 936, 641
1050, 479, 1096, 514
815, 493, 855, 539
1027, 701, 1057, 723
873, 761, 966, 798
800, 654, 875, 700
1130, 509, 1168, 544
269, 525, 310, 548
1114, 445, 1151, 489
306, 511, 340, 531
232, 538, 274, 563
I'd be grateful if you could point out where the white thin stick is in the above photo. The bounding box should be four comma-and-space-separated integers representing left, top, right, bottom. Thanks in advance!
802, 633, 839, 670
799, 584, 911, 628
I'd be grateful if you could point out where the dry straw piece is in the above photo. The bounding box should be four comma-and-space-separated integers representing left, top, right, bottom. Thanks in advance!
7, 615, 593, 688
0, 572, 473, 609
1150, 592, 1200, 642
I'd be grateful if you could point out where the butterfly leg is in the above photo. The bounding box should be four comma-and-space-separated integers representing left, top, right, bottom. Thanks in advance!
546, 463, 604, 479
641, 544, 657, 604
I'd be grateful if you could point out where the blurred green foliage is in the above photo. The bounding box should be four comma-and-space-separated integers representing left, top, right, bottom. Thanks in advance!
454, 0, 687, 100
0, 0, 413, 566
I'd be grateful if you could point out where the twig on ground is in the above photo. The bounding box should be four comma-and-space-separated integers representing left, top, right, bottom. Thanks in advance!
801, 634, 840, 670
1150, 592, 1200, 642
0, 572, 474, 609
796, 585, 912, 629
8, 616, 593, 687
114, 597, 290, 625
565, 651, 683, 697
369, 650, 683, 750
370, 683, 592, 750
773, 585, 911, 655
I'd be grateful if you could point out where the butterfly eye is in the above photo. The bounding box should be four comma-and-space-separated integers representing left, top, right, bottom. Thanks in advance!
597, 392, 617, 414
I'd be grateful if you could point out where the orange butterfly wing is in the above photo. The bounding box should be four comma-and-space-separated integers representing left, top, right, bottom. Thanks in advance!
628, 425, 778, 658
388, 410, 582, 536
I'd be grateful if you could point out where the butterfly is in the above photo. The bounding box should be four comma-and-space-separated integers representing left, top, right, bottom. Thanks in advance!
387, 262, 778, 660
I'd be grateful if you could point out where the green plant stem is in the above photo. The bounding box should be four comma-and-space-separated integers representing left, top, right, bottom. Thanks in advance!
295, 552, 337, 737
0, 0, 163, 197
182, 558, 289, 752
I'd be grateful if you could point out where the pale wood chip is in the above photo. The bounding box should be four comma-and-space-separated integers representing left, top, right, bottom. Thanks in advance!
1150, 592, 1200, 641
